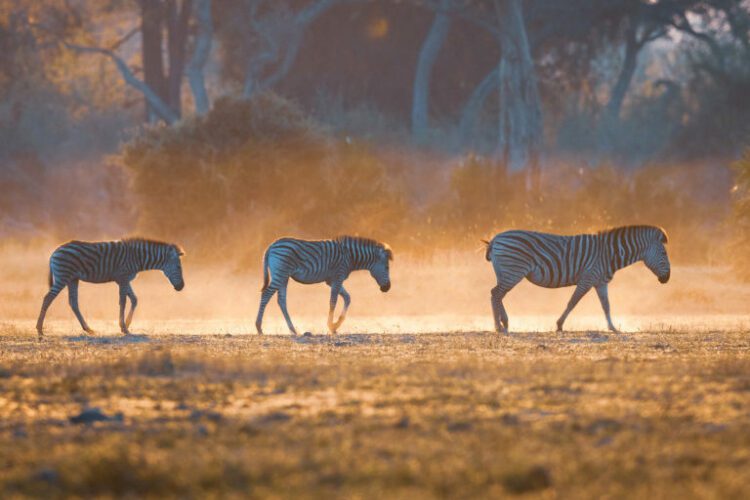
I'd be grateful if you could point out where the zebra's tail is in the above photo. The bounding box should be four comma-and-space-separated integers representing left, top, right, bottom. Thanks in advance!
481, 238, 492, 261
261, 249, 270, 291
48, 262, 54, 289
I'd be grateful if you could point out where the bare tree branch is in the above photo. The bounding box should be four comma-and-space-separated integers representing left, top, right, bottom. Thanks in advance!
63, 42, 179, 124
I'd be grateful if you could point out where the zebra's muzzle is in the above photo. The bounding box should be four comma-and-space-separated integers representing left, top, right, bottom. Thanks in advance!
658, 272, 670, 284
380, 283, 391, 292
174, 282, 185, 291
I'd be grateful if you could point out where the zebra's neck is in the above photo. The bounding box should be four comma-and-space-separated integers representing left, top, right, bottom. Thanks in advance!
127, 241, 168, 271
603, 229, 647, 273
339, 238, 378, 270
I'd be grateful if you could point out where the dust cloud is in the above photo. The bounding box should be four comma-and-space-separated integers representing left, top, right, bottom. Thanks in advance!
3, 242, 748, 336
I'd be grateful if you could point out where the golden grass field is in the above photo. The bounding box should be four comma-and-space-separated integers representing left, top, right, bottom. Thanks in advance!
1, 246, 749, 498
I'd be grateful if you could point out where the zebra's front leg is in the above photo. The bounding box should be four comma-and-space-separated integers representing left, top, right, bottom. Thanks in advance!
332, 286, 351, 332
68, 279, 94, 334
557, 282, 593, 332
276, 284, 298, 335
124, 284, 138, 329
118, 282, 132, 335
327, 282, 342, 334
255, 287, 277, 335
595, 284, 619, 333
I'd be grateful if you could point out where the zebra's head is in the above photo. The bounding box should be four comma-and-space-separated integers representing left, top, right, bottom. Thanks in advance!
163, 245, 185, 291
643, 228, 670, 284
370, 244, 393, 292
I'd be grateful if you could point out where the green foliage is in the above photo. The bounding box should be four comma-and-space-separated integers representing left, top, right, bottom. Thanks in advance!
732, 150, 750, 278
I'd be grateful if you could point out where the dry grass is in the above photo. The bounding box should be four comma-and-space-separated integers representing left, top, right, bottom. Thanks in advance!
1, 329, 749, 498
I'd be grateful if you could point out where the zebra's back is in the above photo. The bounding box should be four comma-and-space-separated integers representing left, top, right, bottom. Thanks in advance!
266, 238, 345, 284
490, 230, 601, 288
51, 240, 131, 284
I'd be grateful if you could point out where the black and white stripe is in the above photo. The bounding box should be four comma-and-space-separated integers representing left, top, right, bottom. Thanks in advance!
255, 236, 393, 335
36, 238, 185, 336
485, 225, 670, 333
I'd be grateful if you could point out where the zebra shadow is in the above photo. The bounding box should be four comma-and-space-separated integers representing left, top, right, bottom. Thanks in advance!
65, 334, 150, 344
290, 333, 417, 347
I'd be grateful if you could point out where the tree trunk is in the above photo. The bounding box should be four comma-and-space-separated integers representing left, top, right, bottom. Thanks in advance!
411, 0, 452, 140
166, 0, 193, 117
604, 21, 639, 123
141, 0, 169, 123
187, 0, 212, 115
494, 0, 542, 191
459, 69, 498, 147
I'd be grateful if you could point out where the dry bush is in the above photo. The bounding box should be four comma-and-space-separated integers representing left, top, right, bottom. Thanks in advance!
424, 158, 726, 262
731, 150, 750, 278
121, 93, 408, 263
121, 92, 725, 266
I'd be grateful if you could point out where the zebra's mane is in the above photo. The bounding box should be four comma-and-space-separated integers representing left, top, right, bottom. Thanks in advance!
123, 237, 185, 255
597, 225, 668, 244
335, 235, 393, 260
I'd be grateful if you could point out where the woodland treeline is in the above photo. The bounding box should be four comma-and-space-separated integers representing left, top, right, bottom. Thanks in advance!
1, 1, 749, 271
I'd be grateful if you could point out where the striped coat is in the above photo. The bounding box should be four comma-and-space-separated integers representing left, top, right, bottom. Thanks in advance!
255, 236, 393, 335
485, 225, 670, 333
36, 238, 185, 336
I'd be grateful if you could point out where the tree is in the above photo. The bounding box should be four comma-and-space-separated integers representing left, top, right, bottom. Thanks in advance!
57, 0, 214, 124
220, 0, 340, 98
411, 0, 453, 140
494, 0, 542, 188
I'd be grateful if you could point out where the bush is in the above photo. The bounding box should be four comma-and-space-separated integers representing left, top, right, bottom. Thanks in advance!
121, 93, 408, 263
732, 150, 750, 278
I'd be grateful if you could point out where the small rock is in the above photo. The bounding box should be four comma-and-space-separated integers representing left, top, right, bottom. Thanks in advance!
447, 421, 473, 432
254, 411, 292, 425
303, 331, 313, 337
33, 468, 59, 484
189, 409, 223, 423
395, 416, 410, 429
69, 408, 123, 425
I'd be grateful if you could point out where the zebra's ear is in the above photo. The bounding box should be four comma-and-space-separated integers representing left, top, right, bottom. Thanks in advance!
381, 244, 393, 261
175, 245, 186, 256
480, 239, 490, 246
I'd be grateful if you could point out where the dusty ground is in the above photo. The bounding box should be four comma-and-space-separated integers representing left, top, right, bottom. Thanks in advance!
1, 246, 749, 497
1, 329, 749, 498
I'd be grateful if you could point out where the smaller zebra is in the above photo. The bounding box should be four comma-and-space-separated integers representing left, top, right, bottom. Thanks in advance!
36, 238, 185, 337
256, 236, 393, 335
485, 225, 670, 334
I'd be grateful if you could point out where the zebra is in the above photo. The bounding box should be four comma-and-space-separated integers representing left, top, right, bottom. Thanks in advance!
484, 225, 670, 334
255, 236, 393, 335
36, 238, 185, 337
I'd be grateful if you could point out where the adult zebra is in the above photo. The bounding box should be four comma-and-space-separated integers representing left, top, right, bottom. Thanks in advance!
36, 238, 185, 337
484, 225, 670, 334
256, 236, 392, 335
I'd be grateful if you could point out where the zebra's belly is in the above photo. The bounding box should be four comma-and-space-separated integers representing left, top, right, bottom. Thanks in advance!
526, 267, 577, 289
290, 270, 329, 285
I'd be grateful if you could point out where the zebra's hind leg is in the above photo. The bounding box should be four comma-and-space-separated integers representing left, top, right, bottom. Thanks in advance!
255, 287, 277, 335
68, 280, 94, 334
124, 285, 138, 329
276, 284, 298, 335
556, 282, 593, 332
118, 282, 132, 335
36, 282, 66, 337
491, 285, 510, 334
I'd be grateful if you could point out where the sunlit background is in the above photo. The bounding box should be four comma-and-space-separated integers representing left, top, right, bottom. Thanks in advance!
1, 0, 749, 330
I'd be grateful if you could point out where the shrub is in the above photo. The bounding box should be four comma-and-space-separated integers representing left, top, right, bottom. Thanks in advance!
731, 150, 750, 278
121, 93, 408, 263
